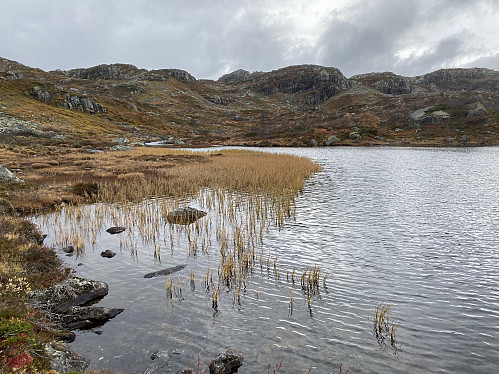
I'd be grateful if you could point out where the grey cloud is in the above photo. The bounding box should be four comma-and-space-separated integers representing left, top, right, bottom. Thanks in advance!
318, 0, 419, 76
465, 53, 499, 71
1, 0, 498, 79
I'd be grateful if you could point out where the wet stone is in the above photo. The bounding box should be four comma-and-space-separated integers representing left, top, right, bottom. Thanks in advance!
106, 226, 126, 234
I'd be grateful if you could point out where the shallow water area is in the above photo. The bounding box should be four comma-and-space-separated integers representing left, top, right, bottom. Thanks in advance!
33, 146, 499, 373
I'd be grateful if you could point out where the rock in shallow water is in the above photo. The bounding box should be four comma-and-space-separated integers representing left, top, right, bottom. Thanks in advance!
61, 306, 124, 330
144, 264, 187, 278
106, 226, 126, 234
100, 249, 116, 258
166, 207, 207, 225
209, 350, 244, 374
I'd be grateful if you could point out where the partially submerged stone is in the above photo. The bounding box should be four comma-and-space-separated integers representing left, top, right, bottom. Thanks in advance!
106, 226, 126, 234
144, 264, 187, 278
166, 207, 207, 225
209, 350, 244, 374
100, 249, 116, 258
61, 306, 124, 330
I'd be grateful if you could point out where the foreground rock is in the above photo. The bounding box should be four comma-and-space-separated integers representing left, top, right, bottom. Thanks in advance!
30, 277, 109, 313
61, 306, 124, 330
144, 264, 187, 278
45, 342, 89, 373
208, 350, 244, 374
166, 207, 207, 225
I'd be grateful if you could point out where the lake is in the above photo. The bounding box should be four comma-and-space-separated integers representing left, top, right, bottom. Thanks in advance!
33, 146, 499, 373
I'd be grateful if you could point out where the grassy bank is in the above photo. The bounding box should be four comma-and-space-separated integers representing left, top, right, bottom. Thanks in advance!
0, 147, 321, 373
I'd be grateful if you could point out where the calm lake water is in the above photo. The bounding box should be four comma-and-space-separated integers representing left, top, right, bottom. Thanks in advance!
35, 147, 499, 373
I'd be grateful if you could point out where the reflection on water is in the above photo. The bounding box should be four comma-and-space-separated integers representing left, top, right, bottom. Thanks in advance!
33, 147, 499, 373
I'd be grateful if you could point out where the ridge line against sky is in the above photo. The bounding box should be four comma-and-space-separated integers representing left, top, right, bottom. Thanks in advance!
1, 0, 498, 80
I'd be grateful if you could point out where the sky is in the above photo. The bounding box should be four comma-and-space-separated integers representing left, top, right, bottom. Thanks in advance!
1, 0, 499, 79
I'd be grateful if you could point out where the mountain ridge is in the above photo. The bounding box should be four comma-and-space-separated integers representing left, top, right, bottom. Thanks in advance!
1, 56, 498, 150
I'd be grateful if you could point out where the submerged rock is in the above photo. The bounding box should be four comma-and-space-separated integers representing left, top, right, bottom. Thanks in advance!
144, 264, 187, 279
166, 207, 207, 225
106, 226, 126, 234
209, 350, 244, 374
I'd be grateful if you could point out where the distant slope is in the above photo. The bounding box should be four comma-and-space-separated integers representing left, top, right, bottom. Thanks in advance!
1, 57, 498, 150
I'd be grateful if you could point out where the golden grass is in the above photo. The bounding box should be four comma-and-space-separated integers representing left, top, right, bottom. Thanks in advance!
31, 148, 324, 312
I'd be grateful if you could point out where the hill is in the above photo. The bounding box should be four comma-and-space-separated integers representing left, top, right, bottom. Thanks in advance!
1, 57, 499, 150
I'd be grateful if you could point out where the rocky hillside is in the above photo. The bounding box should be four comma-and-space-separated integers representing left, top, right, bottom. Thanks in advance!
1, 56, 498, 150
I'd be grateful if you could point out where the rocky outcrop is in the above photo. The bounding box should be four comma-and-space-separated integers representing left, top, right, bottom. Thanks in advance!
412, 68, 499, 92
65, 63, 196, 83
351, 72, 411, 95
218, 69, 252, 83
166, 207, 207, 225
0, 165, 22, 183
466, 102, 488, 118
410, 107, 451, 126
250, 65, 352, 105
62, 93, 105, 114
6, 70, 23, 79
418, 68, 495, 84
29, 277, 109, 314
32, 86, 52, 103
29, 277, 123, 333
146, 69, 196, 83
144, 264, 187, 279
66, 63, 143, 80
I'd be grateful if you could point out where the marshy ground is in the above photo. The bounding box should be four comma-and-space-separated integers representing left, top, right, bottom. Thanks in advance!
0, 146, 321, 373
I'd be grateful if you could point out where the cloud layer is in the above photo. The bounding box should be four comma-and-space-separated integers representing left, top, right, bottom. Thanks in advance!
1, 0, 498, 79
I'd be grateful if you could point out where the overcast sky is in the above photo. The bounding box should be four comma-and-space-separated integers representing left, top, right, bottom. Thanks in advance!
1, 0, 498, 79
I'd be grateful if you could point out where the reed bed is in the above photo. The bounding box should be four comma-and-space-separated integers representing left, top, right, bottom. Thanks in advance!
33, 148, 325, 314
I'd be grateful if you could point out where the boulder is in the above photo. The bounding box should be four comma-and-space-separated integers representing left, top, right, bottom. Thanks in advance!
45, 342, 89, 373
29, 277, 109, 314
466, 102, 488, 118
0, 165, 22, 183
410, 106, 451, 126
348, 132, 362, 141
60, 306, 124, 330
166, 207, 207, 225
106, 226, 126, 234
144, 264, 187, 279
209, 350, 244, 374
324, 135, 340, 146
